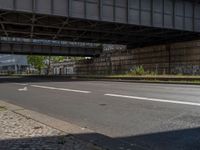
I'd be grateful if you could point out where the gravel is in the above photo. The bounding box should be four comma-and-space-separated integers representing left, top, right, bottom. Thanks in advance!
0, 109, 103, 150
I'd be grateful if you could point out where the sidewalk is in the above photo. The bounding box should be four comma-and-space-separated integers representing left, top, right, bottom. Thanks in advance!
0, 101, 103, 150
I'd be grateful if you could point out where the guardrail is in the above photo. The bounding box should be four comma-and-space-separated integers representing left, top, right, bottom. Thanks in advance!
0, 37, 101, 49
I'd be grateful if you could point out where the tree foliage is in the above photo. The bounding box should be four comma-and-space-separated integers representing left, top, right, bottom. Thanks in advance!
27, 56, 45, 74
50, 56, 65, 63
27, 55, 65, 74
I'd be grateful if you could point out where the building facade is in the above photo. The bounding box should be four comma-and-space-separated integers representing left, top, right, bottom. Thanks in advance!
0, 55, 29, 74
52, 60, 76, 75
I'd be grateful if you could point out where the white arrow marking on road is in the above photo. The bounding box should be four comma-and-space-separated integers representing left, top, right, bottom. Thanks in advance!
18, 87, 28, 91
31, 85, 91, 94
105, 93, 200, 107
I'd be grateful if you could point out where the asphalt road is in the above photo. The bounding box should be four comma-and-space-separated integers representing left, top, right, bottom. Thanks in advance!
0, 77, 200, 150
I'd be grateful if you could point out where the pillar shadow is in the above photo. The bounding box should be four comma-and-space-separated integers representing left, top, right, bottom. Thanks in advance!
0, 127, 200, 150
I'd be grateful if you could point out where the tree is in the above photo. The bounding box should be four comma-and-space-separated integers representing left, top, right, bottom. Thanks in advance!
27, 56, 45, 74
27, 55, 65, 75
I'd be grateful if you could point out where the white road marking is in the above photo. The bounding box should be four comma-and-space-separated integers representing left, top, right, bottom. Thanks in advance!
105, 93, 200, 107
14, 83, 28, 86
31, 85, 91, 94
18, 87, 28, 91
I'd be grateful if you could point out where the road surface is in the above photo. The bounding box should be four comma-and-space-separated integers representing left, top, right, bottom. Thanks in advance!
0, 77, 200, 150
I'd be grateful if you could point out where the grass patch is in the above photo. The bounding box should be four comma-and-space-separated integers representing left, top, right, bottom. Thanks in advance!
0, 106, 6, 111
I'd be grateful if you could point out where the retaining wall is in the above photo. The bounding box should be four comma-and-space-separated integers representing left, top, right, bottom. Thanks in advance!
76, 40, 200, 75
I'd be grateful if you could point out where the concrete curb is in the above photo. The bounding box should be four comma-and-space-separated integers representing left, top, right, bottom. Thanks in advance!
0, 100, 93, 135
86, 78, 200, 86
4, 75, 200, 86
0, 100, 141, 150
66, 76, 200, 86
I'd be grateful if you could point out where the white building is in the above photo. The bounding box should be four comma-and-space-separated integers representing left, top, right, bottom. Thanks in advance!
52, 60, 76, 75
0, 55, 28, 74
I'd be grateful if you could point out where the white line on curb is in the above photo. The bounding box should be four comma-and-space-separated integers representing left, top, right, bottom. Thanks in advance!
31, 85, 91, 94
105, 93, 200, 107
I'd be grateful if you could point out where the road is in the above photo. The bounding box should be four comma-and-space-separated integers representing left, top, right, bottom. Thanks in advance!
0, 77, 200, 150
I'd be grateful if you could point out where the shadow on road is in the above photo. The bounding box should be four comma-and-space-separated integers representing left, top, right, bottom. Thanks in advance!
1, 127, 200, 150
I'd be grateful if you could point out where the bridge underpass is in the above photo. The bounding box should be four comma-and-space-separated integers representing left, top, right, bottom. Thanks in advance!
1, 1, 200, 150
0, 0, 200, 50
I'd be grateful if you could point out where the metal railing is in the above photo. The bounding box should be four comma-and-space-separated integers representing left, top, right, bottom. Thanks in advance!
0, 37, 101, 49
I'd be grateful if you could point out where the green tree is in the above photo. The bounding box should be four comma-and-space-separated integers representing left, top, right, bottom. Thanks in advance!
27, 56, 45, 74
27, 55, 65, 75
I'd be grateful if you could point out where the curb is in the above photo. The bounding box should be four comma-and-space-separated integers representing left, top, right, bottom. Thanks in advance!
71, 76, 200, 86
2, 75, 200, 86
0, 100, 142, 150
86, 78, 200, 86
0, 100, 93, 135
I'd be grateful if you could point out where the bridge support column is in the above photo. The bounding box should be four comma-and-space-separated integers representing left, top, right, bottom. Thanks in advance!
14, 65, 18, 74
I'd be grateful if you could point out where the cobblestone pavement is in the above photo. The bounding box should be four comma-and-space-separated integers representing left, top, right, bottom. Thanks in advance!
0, 108, 103, 150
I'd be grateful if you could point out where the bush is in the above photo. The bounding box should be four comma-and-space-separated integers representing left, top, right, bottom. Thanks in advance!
129, 66, 145, 75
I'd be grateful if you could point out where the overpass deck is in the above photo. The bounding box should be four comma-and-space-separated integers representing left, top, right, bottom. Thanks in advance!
0, 0, 200, 48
